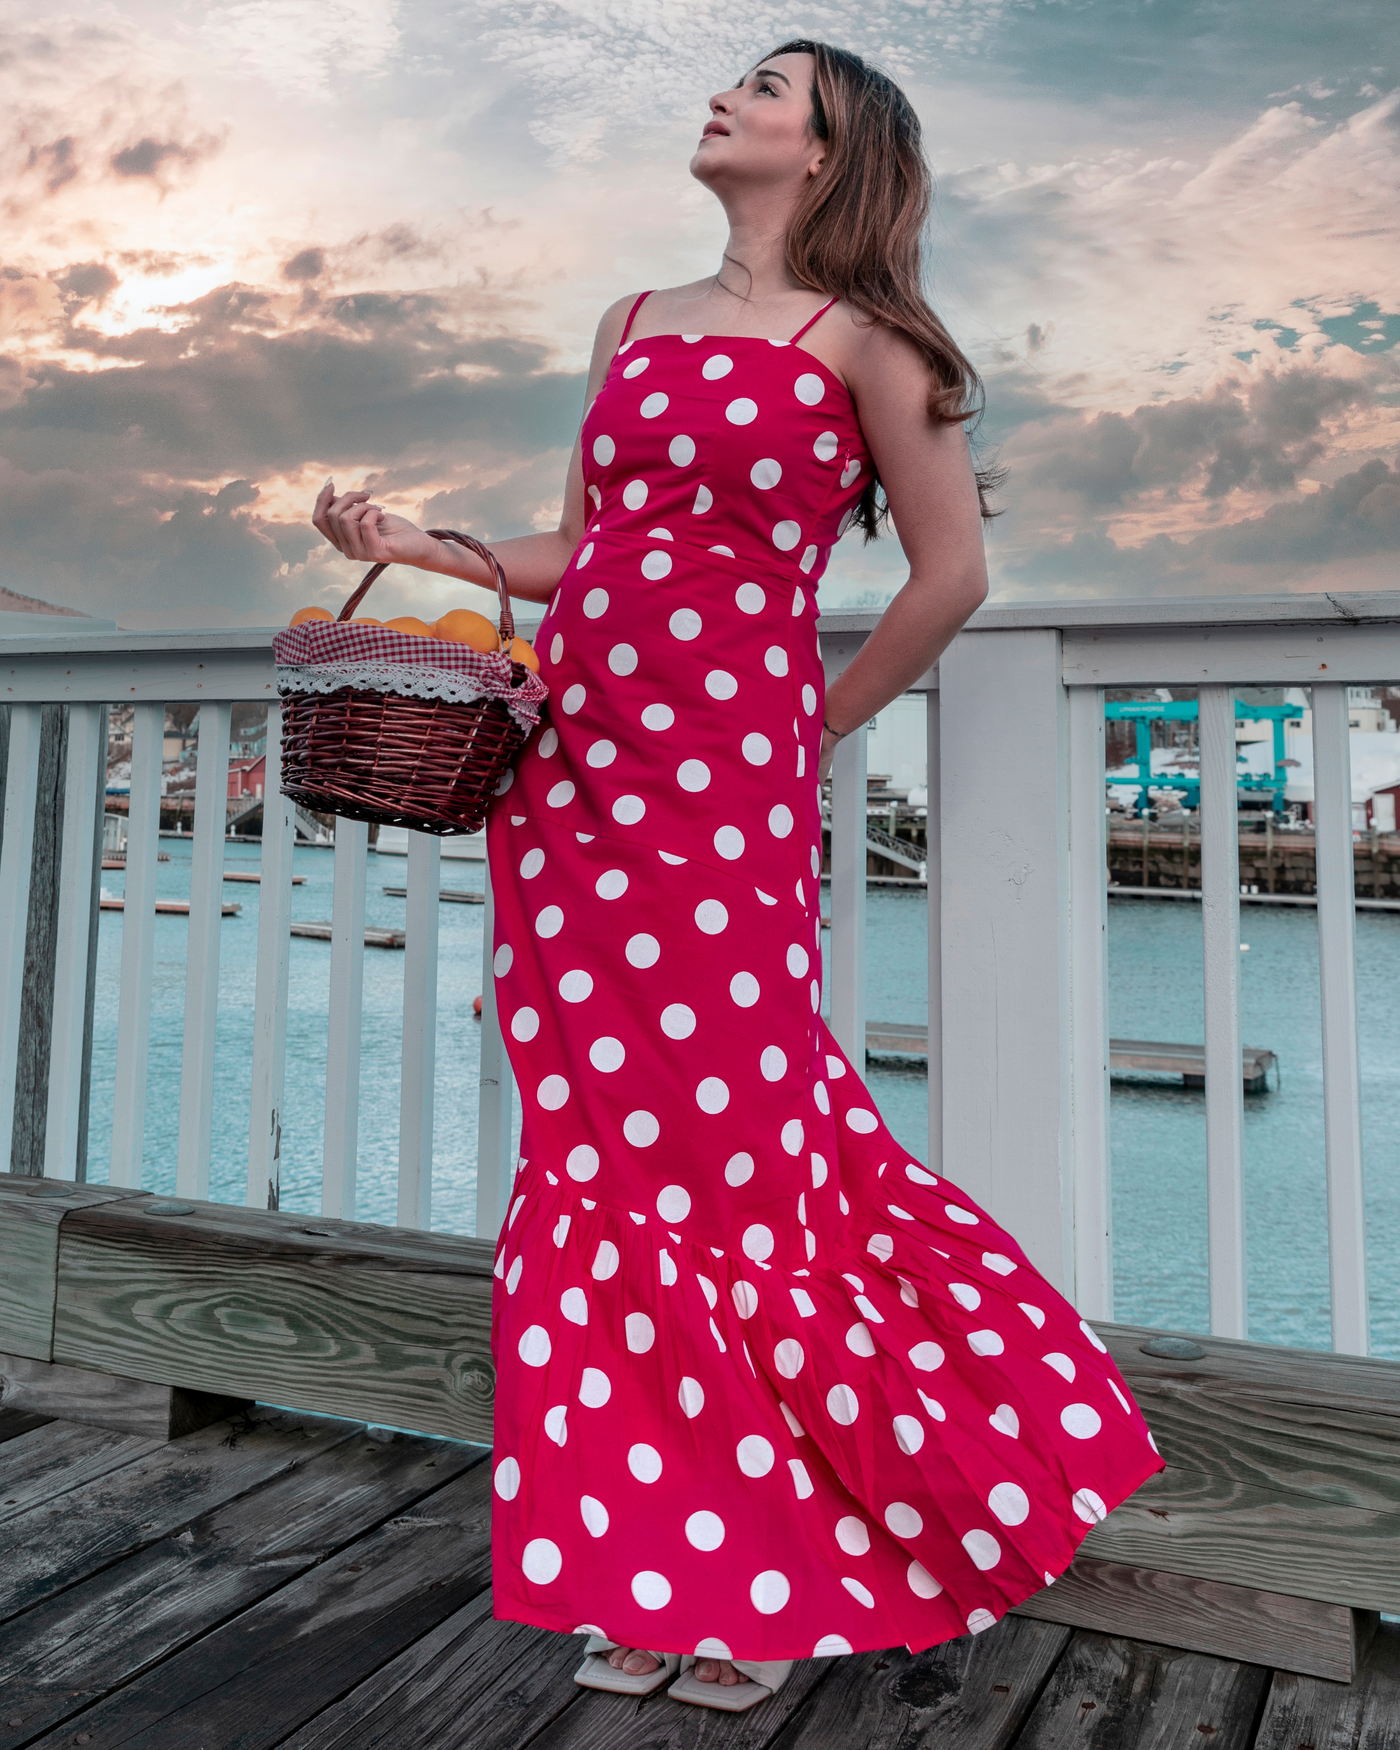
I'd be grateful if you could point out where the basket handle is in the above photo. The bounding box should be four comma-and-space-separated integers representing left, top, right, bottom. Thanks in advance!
337, 530, 516, 647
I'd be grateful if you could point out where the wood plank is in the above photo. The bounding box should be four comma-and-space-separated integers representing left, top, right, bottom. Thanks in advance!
1011, 1629, 1270, 1750
767, 1616, 1073, 1750
9, 704, 67, 1177
0, 1419, 159, 1524
0, 1408, 49, 1445
281, 1595, 588, 1750
0, 1406, 349, 1624
21, 1458, 495, 1749
51, 1196, 496, 1443
1254, 1621, 1400, 1750
0, 1425, 477, 1750
1010, 1556, 1366, 1682
0, 1173, 149, 1361
0, 1351, 245, 1440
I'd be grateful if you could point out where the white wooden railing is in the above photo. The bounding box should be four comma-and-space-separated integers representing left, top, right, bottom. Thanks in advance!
2, 592, 1396, 1356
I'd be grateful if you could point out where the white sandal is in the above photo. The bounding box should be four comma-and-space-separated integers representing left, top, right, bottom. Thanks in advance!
573, 1634, 680, 1696
667, 1654, 794, 1711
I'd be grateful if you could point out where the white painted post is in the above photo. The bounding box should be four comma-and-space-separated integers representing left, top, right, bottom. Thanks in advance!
0, 705, 44, 1174
109, 701, 163, 1187
828, 722, 868, 1066
397, 831, 440, 1230
1311, 682, 1368, 1355
476, 851, 515, 1242
247, 705, 295, 1210
924, 691, 942, 1176
1198, 684, 1247, 1339
322, 817, 366, 1220
1067, 687, 1113, 1319
175, 701, 232, 1200
937, 629, 1073, 1292
44, 703, 105, 1179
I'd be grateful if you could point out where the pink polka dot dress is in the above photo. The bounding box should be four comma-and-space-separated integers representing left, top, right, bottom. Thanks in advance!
485, 293, 1163, 1662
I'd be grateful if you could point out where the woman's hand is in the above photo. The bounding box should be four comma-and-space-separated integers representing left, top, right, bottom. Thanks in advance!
818, 723, 843, 784
312, 479, 442, 572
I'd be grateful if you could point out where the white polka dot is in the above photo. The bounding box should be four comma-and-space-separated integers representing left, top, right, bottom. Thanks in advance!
695, 1636, 732, 1660
653, 1185, 690, 1225
794, 372, 824, 405
534, 906, 563, 939
623, 1109, 659, 1146
668, 607, 702, 641
580, 1494, 609, 1537
510, 1007, 539, 1042
769, 804, 794, 838
793, 587, 806, 618
771, 520, 801, 551
1062, 1403, 1103, 1439
799, 545, 818, 574
713, 824, 745, 860
694, 898, 728, 934
726, 1152, 755, 1185
764, 645, 789, 677
592, 435, 615, 465
786, 943, 809, 978
742, 1223, 774, 1262
968, 1330, 1005, 1356
549, 633, 564, 664
673, 1376, 705, 1420
522, 1537, 562, 1583
536, 1074, 569, 1109
756, 1045, 786, 1083
1109, 1378, 1132, 1415
735, 582, 766, 617
578, 1367, 611, 1408
750, 458, 781, 489
982, 1251, 1016, 1274
589, 871, 625, 906
658, 1004, 696, 1041
626, 932, 660, 967
494, 1455, 520, 1498
810, 1153, 828, 1187
640, 392, 668, 418
612, 794, 645, 825
641, 550, 672, 580
591, 1239, 619, 1279
552, 1215, 570, 1248
826, 1383, 859, 1425
658, 850, 686, 865
705, 669, 738, 699
560, 1285, 588, 1326
693, 485, 713, 513
725, 397, 758, 425
737, 1434, 774, 1476
989, 1482, 1030, 1525
867, 1233, 894, 1261
589, 1036, 625, 1073
967, 1608, 998, 1635
841, 458, 862, 488
695, 1076, 730, 1113
623, 478, 648, 509
951, 1283, 982, 1311
945, 1203, 980, 1225
669, 434, 696, 466
789, 1460, 814, 1498
774, 1338, 805, 1378
1043, 1352, 1076, 1382
677, 758, 710, 791
815, 1634, 854, 1656
893, 1414, 925, 1455
845, 1107, 877, 1133
835, 1516, 870, 1557
846, 1322, 876, 1357
909, 1341, 945, 1371
842, 1577, 876, 1608
826, 1056, 847, 1078
686, 1510, 725, 1551
582, 587, 609, 618
518, 1324, 551, 1366
561, 683, 586, 714
546, 780, 575, 809
961, 1528, 1000, 1571
801, 683, 817, 715
908, 1561, 943, 1598
813, 430, 839, 462
616, 1311, 655, 1356
1019, 1302, 1047, 1328
520, 848, 545, 880
631, 1569, 671, 1608
729, 971, 759, 1007
731, 1280, 758, 1318
742, 732, 772, 766
566, 1144, 599, 1181
505, 1254, 523, 1294
750, 1570, 790, 1614
989, 1404, 1020, 1438
575, 541, 595, 569
780, 1118, 804, 1155
628, 1443, 663, 1483
1073, 1487, 1108, 1523
493, 944, 513, 977
607, 642, 638, 675
640, 703, 675, 733
1080, 1319, 1109, 1352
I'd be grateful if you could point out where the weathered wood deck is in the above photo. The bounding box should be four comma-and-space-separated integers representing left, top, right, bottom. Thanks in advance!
3, 1402, 1397, 1750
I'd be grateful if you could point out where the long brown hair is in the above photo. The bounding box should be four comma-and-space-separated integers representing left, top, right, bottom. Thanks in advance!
761, 39, 1000, 529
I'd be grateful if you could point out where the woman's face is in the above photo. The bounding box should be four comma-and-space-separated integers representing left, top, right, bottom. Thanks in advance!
690, 53, 823, 192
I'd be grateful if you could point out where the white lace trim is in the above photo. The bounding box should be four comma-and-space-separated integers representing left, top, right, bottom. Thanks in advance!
277, 661, 543, 732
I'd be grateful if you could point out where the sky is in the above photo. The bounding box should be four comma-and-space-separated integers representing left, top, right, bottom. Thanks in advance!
1, 0, 1396, 628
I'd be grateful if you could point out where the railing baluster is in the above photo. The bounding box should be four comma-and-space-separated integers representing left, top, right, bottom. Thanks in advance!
1311, 682, 1368, 1355
322, 817, 367, 1220
43, 703, 106, 1180
247, 705, 295, 1210
1067, 687, 1112, 1318
0, 705, 44, 1173
828, 722, 868, 1065
924, 690, 942, 1176
1199, 684, 1247, 1338
397, 831, 440, 1230
175, 701, 232, 1200
475, 852, 515, 1242
110, 702, 164, 1187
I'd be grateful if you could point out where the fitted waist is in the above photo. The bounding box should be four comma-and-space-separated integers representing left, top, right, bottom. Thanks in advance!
566, 526, 826, 590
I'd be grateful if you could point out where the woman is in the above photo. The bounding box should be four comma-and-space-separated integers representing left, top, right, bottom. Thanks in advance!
313, 40, 1162, 1713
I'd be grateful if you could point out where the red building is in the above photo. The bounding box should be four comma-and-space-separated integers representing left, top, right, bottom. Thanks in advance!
228, 755, 266, 800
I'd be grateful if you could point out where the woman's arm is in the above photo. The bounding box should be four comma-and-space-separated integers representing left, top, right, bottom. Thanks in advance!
817, 321, 989, 778
310, 295, 639, 604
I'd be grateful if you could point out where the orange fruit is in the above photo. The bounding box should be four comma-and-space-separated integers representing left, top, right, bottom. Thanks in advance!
383, 616, 434, 637
350, 616, 381, 626
289, 605, 333, 626
434, 608, 498, 651
508, 637, 540, 672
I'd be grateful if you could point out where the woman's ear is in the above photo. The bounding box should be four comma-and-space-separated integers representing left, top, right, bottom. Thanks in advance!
807, 148, 826, 179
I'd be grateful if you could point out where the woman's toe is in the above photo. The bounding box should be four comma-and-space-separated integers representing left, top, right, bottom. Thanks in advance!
621, 1649, 659, 1676
717, 1661, 750, 1686
695, 1658, 720, 1682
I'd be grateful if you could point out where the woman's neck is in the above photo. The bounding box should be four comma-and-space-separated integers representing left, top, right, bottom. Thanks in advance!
712, 200, 809, 306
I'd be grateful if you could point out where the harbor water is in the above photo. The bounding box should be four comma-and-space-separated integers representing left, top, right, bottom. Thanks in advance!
87, 845, 1400, 1355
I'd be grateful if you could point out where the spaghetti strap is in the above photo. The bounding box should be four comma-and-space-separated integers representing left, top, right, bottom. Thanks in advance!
618, 290, 654, 347
790, 295, 838, 343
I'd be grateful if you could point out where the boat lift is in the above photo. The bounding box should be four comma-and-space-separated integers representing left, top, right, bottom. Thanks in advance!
1106, 699, 1301, 817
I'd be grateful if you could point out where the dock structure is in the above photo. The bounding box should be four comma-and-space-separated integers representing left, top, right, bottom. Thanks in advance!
866, 1024, 1278, 1092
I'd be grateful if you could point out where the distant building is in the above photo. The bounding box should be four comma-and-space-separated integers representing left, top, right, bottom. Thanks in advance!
228, 756, 266, 801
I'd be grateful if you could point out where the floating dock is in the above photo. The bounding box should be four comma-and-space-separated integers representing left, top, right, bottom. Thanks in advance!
382, 886, 484, 905
99, 898, 241, 917
290, 922, 406, 949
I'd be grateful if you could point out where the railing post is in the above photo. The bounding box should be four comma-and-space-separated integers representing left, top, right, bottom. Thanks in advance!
0, 705, 43, 1174
924, 690, 942, 1176
247, 705, 295, 1211
397, 831, 440, 1231
322, 817, 367, 1220
110, 701, 164, 1187
1199, 684, 1247, 1339
1311, 681, 1368, 1355
176, 700, 232, 1200
828, 722, 869, 1066
475, 851, 515, 1242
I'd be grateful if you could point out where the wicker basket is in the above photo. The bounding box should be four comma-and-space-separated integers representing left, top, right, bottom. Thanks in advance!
277, 530, 544, 837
